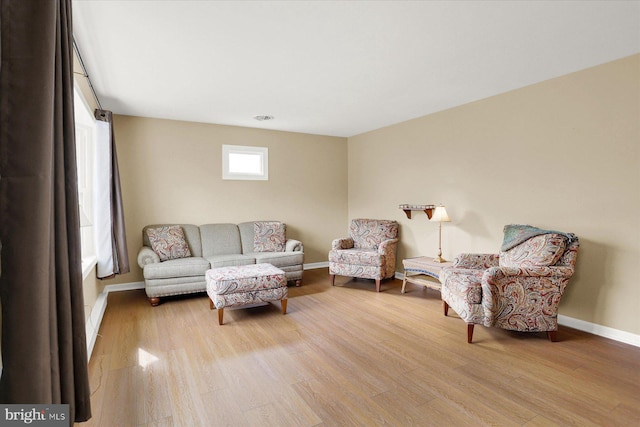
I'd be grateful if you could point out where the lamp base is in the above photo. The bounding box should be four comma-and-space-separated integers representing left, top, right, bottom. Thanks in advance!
433, 255, 448, 263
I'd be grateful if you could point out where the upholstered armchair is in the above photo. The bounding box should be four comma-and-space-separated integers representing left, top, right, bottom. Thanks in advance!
440, 225, 579, 343
329, 219, 399, 292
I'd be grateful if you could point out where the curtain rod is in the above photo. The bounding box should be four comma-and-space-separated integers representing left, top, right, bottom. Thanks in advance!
72, 36, 103, 110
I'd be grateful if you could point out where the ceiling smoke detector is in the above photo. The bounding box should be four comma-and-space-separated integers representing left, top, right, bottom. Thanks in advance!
253, 115, 274, 121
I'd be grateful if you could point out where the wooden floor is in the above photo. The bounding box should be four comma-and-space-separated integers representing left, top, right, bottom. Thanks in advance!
82, 268, 640, 427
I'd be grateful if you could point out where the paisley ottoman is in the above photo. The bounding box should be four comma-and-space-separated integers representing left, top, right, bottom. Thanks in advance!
206, 263, 288, 325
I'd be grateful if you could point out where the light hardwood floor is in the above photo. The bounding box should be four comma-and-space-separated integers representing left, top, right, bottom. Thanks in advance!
82, 268, 640, 426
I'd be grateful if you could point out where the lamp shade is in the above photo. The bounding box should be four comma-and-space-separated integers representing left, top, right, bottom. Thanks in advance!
431, 206, 451, 222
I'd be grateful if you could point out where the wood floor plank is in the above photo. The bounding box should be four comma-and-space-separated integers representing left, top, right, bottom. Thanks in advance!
101, 366, 137, 427
134, 352, 172, 425
402, 367, 525, 426
200, 388, 247, 426
83, 268, 640, 426
164, 348, 211, 427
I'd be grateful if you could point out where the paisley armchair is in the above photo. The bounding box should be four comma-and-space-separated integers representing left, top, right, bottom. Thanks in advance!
329, 219, 399, 292
440, 225, 579, 343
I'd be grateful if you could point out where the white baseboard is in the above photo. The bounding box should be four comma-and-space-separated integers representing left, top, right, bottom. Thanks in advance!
558, 314, 640, 347
104, 281, 145, 293
304, 261, 329, 270
85, 292, 107, 358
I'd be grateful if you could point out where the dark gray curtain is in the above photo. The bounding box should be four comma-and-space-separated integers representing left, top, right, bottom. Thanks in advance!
95, 109, 130, 278
0, 0, 91, 422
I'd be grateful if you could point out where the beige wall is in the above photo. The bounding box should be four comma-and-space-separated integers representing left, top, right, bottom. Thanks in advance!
348, 54, 640, 335
102, 116, 348, 285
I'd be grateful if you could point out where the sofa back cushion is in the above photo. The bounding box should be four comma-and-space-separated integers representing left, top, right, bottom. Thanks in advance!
350, 219, 398, 250
200, 223, 242, 257
253, 221, 286, 252
145, 225, 192, 262
499, 233, 567, 268
143, 224, 202, 257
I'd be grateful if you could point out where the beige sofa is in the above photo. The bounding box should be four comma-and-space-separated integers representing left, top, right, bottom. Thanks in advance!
137, 221, 303, 306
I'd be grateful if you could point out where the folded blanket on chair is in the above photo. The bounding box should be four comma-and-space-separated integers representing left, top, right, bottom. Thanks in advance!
501, 224, 577, 252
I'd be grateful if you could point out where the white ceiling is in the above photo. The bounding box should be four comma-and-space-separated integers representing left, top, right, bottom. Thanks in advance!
72, 1, 640, 138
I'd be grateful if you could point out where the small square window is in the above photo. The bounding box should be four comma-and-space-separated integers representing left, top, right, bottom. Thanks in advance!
222, 145, 268, 180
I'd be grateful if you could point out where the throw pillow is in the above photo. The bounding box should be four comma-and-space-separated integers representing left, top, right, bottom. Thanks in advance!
350, 219, 398, 249
146, 225, 192, 262
499, 233, 566, 268
254, 221, 286, 252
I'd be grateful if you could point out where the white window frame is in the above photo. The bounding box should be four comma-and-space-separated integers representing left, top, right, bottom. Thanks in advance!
222, 145, 269, 181
73, 86, 97, 278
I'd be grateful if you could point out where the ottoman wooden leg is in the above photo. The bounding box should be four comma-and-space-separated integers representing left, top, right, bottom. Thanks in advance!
218, 308, 224, 325
281, 299, 288, 315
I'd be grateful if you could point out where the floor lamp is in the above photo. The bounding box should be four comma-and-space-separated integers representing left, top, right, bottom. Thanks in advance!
431, 205, 451, 263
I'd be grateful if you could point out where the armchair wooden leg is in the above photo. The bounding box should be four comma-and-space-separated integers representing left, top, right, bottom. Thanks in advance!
218, 308, 224, 325
443, 300, 449, 316
281, 299, 288, 315
330, 274, 335, 286
375, 278, 381, 292
467, 324, 474, 343
547, 330, 558, 342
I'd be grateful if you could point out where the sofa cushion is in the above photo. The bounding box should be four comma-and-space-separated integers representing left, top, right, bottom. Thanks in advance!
247, 252, 304, 268
328, 248, 384, 267
254, 221, 286, 252
350, 219, 398, 250
146, 225, 192, 262
206, 254, 256, 269
143, 256, 210, 280
200, 223, 242, 257
499, 233, 566, 268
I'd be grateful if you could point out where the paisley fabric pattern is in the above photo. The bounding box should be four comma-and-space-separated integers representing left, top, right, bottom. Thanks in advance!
206, 263, 287, 310
206, 263, 286, 294
440, 268, 483, 304
482, 272, 568, 331
452, 253, 499, 269
329, 219, 399, 284
254, 221, 286, 252
440, 269, 485, 324
499, 234, 566, 268
210, 286, 288, 310
329, 248, 384, 266
146, 225, 192, 262
328, 264, 385, 281
350, 219, 398, 249
441, 230, 579, 337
